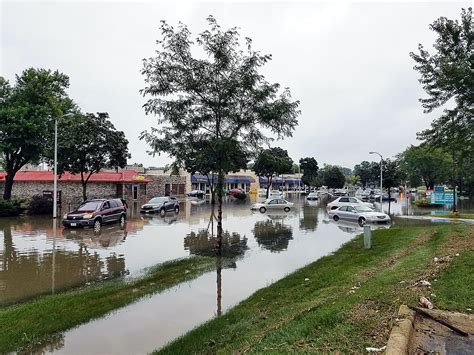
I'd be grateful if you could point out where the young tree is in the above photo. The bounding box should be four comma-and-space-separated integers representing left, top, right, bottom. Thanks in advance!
410, 7, 473, 210
0, 69, 72, 200
253, 147, 293, 198
55, 112, 130, 201
299, 157, 319, 187
140, 17, 300, 249
382, 158, 405, 213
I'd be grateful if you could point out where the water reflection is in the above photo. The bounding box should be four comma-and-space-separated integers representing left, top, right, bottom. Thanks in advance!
253, 216, 293, 252
299, 202, 319, 231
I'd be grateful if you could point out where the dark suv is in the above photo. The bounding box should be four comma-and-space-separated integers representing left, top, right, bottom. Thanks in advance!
63, 199, 127, 232
140, 196, 179, 216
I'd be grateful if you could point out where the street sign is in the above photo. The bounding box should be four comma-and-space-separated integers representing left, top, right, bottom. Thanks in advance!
430, 186, 456, 205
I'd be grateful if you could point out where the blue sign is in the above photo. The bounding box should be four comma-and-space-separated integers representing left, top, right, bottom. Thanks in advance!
431, 186, 456, 205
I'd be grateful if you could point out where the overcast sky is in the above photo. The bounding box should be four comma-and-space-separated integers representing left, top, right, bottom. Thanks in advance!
1, 1, 468, 169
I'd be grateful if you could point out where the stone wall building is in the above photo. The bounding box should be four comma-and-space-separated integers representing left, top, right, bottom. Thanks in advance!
0, 170, 151, 209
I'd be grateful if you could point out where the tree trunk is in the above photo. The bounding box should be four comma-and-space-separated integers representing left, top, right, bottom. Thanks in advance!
216, 171, 224, 255
82, 182, 87, 201
2, 174, 15, 200
216, 257, 222, 316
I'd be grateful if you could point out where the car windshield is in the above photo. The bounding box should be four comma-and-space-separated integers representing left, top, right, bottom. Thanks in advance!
149, 197, 167, 204
354, 206, 374, 213
77, 201, 101, 211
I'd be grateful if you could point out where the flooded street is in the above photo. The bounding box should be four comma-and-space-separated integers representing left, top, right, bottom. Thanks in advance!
1, 194, 472, 353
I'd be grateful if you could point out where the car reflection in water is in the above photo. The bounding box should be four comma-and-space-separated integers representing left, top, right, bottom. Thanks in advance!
324, 219, 392, 234
253, 213, 293, 252
62, 223, 128, 248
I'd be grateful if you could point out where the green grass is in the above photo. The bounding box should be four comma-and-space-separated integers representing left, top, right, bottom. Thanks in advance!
158, 224, 473, 354
0, 256, 216, 353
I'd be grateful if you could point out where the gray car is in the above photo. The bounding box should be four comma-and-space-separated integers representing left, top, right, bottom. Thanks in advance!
328, 205, 390, 225
140, 196, 179, 216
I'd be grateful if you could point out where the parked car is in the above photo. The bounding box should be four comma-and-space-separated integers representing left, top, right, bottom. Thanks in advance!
187, 190, 205, 198
328, 205, 390, 225
268, 190, 283, 198
227, 188, 246, 200
307, 192, 318, 201
251, 198, 294, 213
327, 196, 374, 210
63, 198, 127, 233
140, 196, 179, 216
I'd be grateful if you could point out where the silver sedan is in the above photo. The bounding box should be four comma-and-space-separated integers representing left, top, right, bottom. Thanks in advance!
251, 198, 294, 213
328, 205, 390, 225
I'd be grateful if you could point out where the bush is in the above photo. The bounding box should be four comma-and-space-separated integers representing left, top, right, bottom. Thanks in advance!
413, 198, 439, 208
0, 198, 23, 217
28, 195, 53, 215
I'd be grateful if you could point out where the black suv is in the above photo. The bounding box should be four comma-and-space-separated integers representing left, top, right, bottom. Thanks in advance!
63, 198, 127, 232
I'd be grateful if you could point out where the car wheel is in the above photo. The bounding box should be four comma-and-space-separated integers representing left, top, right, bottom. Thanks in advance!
93, 219, 102, 233
174, 206, 179, 214
358, 217, 366, 226
284, 207, 290, 212
333, 215, 339, 221
119, 215, 126, 228
259, 207, 266, 213
160, 208, 166, 217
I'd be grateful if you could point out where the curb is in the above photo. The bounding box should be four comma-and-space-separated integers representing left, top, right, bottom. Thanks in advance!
385, 305, 415, 354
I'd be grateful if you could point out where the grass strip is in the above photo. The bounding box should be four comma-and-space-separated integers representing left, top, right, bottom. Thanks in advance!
434, 212, 474, 220
158, 224, 473, 354
0, 256, 216, 352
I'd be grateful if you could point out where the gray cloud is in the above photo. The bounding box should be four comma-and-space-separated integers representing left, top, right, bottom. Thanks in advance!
1, 1, 468, 169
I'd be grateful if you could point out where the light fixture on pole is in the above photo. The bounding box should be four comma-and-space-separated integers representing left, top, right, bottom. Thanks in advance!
53, 113, 74, 219
369, 151, 383, 211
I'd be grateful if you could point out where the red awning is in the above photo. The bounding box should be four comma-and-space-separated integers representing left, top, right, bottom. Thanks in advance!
0, 170, 151, 183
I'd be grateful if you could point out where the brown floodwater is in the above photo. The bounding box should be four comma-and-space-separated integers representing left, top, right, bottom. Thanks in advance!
1, 194, 471, 353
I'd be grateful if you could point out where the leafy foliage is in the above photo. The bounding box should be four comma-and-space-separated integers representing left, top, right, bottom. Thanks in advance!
253, 147, 293, 196
140, 16, 300, 178
320, 165, 345, 188
27, 195, 53, 215
299, 157, 319, 186
353, 161, 379, 188
54, 112, 130, 200
0, 198, 23, 217
399, 144, 453, 189
411, 8, 473, 200
0, 68, 73, 199
381, 158, 405, 189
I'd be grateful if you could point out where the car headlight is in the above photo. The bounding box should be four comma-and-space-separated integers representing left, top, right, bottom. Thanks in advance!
63, 214, 68, 219
83, 213, 93, 219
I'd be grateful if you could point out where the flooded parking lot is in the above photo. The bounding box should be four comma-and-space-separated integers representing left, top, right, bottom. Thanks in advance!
1, 194, 472, 353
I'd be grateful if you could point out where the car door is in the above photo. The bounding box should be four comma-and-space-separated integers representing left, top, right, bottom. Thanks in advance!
345, 206, 358, 221
337, 206, 349, 219
267, 199, 279, 209
101, 201, 111, 223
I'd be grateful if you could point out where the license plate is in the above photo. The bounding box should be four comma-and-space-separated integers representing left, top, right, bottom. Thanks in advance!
70, 223, 77, 227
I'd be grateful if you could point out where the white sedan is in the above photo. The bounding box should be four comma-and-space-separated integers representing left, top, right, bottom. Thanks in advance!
327, 196, 374, 210
328, 205, 390, 225
251, 198, 294, 213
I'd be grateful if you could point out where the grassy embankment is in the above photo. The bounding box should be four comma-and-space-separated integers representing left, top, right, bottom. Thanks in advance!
0, 256, 216, 352
159, 224, 474, 354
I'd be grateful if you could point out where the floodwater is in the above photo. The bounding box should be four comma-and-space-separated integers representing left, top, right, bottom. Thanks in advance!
0, 193, 471, 354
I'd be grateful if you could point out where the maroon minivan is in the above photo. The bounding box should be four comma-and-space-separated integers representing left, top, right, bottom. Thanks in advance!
63, 198, 127, 232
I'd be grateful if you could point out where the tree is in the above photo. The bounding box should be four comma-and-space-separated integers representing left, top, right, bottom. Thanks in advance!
321, 165, 345, 188
299, 157, 319, 187
400, 144, 453, 189
353, 161, 379, 188
140, 17, 300, 251
54, 112, 130, 201
410, 7, 473, 210
0, 69, 72, 200
253, 147, 293, 198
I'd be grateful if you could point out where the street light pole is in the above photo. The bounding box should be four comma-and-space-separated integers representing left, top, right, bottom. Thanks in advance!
370, 151, 383, 212
53, 116, 58, 219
